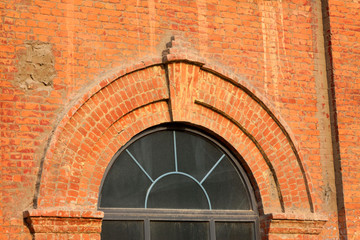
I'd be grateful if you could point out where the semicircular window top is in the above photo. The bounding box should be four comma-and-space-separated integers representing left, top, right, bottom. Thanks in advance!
99, 126, 259, 240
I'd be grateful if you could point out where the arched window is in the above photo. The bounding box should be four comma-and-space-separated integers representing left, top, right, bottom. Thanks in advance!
99, 125, 259, 239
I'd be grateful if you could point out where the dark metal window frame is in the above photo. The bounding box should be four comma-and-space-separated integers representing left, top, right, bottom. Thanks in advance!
98, 124, 260, 240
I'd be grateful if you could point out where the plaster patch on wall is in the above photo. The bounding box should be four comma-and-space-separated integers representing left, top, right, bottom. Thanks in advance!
16, 41, 56, 90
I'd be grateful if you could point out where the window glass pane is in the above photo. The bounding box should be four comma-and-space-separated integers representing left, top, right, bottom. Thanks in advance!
150, 221, 209, 240
128, 131, 175, 179
100, 129, 252, 210
215, 222, 255, 240
176, 131, 223, 182
100, 153, 151, 208
101, 220, 144, 240
202, 156, 251, 210
147, 174, 209, 209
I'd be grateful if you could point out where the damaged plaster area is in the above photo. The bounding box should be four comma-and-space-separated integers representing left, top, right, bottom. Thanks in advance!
16, 41, 56, 90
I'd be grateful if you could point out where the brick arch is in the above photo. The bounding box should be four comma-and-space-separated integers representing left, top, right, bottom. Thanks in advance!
37, 61, 169, 208
165, 61, 313, 214
34, 59, 314, 216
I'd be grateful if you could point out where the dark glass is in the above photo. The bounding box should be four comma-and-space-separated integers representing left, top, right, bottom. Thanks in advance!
202, 156, 251, 210
215, 222, 255, 240
101, 220, 144, 240
176, 131, 223, 182
150, 221, 210, 240
100, 153, 151, 208
100, 129, 251, 210
147, 174, 209, 209
128, 131, 175, 179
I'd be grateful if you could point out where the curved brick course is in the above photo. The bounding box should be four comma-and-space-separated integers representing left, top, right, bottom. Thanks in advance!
37, 61, 313, 217
3, 0, 357, 238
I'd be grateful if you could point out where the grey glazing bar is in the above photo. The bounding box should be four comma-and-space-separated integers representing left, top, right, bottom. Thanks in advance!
145, 218, 150, 240
200, 154, 225, 185
145, 171, 212, 210
173, 131, 178, 172
126, 149, 154, 183
210, 220, 216, 240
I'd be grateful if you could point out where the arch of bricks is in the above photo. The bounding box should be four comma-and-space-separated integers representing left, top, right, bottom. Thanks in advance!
26, 54, 327, 238
35, 59, 312, 214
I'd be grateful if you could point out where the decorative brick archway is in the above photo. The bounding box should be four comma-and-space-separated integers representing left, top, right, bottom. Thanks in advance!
24, 38, 327, 239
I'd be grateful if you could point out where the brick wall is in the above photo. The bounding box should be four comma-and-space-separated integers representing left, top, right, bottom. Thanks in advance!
325, 0, 360, 239
0, 0, 358, 239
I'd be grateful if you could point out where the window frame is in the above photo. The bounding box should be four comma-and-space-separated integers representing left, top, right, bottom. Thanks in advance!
98, 124, 260, 240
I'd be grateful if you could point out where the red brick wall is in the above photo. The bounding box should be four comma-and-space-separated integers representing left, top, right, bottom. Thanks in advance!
24, 209, 103, 240
326, 0, 360, 239
0, 0, 358, 239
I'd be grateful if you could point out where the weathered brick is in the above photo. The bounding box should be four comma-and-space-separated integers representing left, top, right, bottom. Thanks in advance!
1, 0, 359, 239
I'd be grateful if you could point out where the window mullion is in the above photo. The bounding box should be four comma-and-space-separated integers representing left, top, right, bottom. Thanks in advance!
210, 219, 216, 240
145, 218, 150, 240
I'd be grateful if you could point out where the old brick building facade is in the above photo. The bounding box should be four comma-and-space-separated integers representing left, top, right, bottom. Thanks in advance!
1, 0, 359, 239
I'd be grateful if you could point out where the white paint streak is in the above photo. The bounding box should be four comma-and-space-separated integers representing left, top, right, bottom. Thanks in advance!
136, 0, 141, 55
148, 0, 156, 51
260, 0, 288, 110
197, 0, 208, 54
65, 1, 75, 96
